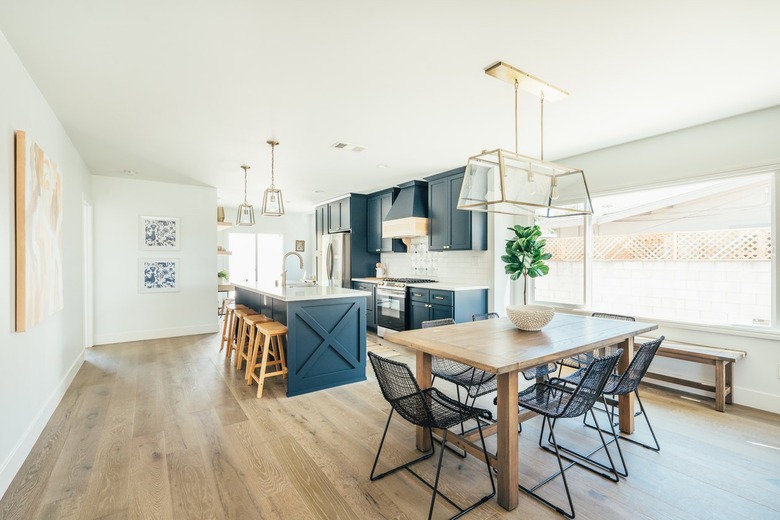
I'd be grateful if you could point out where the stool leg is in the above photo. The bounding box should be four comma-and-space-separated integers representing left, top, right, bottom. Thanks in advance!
226, 311, 238, 359
257, 334, 272, 399
237, 324, 254, 370
277, 334, 288, 378
219, 310, 230, 352
247, 328, 264, 385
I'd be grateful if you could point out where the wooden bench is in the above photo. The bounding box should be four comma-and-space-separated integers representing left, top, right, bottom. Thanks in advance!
636, 338, 746, 412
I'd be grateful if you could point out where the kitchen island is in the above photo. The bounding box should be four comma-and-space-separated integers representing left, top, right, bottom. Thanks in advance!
233, 282, 370, 397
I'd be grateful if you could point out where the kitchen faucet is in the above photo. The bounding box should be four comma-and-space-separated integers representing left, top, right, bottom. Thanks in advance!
281, 251, 304, 288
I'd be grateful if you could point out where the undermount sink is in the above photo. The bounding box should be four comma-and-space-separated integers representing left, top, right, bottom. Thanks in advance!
284, 281, 317, 288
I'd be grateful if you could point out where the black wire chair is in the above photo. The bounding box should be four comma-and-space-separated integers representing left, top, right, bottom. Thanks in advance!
367, 352, 495, 520
559, 336, 665, 470
471, 313, 558, 381
557, 312, 636, 375
516, 350, 624, 519
423, 319, 498, 402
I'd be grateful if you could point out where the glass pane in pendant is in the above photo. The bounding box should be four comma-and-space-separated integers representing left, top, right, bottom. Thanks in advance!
236, 203, 255, 226
262, 188, 284, 216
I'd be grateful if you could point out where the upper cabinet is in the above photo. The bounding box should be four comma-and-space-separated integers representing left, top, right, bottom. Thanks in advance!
315, 204, 326, 251
425, 167, 487, 251
328, 197, 351, 233
366, 188, 406, 253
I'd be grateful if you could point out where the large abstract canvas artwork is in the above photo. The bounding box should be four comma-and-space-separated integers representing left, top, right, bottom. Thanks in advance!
15, 130, 64, 332
139, 259, 179, 293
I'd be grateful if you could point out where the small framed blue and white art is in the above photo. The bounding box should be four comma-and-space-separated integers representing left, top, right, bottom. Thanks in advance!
140, 215, 180, 250
139, 258, 180, 293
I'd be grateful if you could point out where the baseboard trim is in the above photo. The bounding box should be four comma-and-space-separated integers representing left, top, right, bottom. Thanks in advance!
93, 323, 218, 346
0, 349, 85, 498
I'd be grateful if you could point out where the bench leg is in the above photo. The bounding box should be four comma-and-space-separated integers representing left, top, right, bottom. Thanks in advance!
715, 360, 726, 412
725, 361, 734, 405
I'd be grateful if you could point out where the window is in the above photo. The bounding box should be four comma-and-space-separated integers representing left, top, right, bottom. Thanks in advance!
228, 233, 283, 286
535, 172, 774, 328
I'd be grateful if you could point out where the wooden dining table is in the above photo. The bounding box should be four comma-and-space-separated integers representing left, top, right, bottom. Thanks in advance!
385, 313, 658, 511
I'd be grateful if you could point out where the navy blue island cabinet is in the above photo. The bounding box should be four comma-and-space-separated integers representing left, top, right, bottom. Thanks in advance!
234, 283, 370, 397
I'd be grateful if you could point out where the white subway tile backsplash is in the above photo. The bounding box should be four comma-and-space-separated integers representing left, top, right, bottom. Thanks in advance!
379, 237, 490, 285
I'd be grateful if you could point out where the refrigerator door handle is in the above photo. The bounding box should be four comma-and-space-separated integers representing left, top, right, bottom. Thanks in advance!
327, 243, 334, 282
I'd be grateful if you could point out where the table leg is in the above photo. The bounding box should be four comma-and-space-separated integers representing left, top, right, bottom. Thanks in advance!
415, 351, 432, 452
496, 371, 519, 511
617, 337, 635, 434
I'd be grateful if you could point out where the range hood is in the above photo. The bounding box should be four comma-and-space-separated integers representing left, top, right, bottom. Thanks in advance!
382, 180, 428, 240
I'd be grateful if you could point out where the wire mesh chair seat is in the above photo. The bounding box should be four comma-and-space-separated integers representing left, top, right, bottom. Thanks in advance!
471, 313, 558, 381
557, 312, 636, 372
560, 336, 665, 460
515, 350, 624, 519
367, 352, 495, 520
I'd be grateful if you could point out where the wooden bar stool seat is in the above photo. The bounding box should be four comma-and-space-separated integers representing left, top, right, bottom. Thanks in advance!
247, 322, 289, 398
229, 307, 260, 361
236, 314, 273, 370
219, 303, 249, 353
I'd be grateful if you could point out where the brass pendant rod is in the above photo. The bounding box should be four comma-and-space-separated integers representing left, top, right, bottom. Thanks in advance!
540, 91, 545, 161
514, 79, 519, 155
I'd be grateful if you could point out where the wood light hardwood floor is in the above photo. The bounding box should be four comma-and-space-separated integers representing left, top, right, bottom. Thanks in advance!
1, 332, 779, 519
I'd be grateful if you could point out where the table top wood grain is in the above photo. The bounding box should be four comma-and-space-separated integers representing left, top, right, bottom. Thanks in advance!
385, 313, 658, 375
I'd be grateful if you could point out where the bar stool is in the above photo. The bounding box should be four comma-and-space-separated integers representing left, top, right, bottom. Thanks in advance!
247, 321, 289, 398
219, 303, 249, 353
229, 307, 260, 361
236, 313, 273, 370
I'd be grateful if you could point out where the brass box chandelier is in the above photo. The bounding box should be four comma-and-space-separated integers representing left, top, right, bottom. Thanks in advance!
458, 62, 593, 218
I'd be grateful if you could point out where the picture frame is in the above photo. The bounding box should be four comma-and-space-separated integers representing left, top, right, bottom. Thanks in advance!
139, 258, 180, 293
295, 240, 305, 252
140, 215, 180, 250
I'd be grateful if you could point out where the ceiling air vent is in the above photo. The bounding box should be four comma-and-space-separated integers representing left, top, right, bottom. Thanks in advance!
331, 141, 365, 152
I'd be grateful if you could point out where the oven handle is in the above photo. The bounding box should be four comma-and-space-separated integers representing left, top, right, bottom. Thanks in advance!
376, 289, 406, 298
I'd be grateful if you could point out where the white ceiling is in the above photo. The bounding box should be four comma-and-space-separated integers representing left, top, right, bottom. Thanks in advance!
2, 1, 779, 213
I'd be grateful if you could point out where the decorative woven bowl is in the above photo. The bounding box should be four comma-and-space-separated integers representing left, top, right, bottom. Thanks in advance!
506, 305, 555, 331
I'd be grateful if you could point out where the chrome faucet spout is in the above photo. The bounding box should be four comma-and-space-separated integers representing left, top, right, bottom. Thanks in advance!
282, 251, 305, 287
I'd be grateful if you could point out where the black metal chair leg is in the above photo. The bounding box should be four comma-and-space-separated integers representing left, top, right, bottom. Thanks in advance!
584, 390, 661, 452
519, 416, 576, 519
370, 409, 435, 481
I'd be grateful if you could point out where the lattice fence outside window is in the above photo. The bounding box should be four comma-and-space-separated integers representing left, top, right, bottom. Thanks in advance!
546, 227, 772, 261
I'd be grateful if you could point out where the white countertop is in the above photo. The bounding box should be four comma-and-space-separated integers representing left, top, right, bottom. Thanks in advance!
234, 281, 370, 302
351, 278, 488, 291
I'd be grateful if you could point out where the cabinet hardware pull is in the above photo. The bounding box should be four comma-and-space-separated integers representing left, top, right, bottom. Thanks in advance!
434, 296, 444, 300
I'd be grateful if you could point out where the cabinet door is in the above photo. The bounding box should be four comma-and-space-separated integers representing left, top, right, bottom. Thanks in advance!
352, 282, 376, 328
340, 198, 351, 231
366, 196, 382, 253
430, 304, 453, 322
428, 178, 449, 251
315, 205, 326, 251
447, 174, 472, 250
408, 300, 430, 330
379, 192, 394, 252
328, 201, 341, 233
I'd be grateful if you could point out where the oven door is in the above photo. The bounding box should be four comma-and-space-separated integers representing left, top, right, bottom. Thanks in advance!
376, 287, 406, 332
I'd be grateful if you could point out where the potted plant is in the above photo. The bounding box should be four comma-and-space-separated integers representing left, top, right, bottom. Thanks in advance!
501, 224, 555, 330
217, 269, 230, 283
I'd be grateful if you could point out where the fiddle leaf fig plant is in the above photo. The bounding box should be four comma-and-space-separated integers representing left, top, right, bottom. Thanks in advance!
501, 225, 551, 305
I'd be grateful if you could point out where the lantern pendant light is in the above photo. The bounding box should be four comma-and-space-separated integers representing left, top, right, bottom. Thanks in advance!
236, 164, 255, 226
261, 140, 284, 217
458, 61, 592, 218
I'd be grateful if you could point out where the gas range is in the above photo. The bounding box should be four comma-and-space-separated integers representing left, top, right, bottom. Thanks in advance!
377, 277, 437, 289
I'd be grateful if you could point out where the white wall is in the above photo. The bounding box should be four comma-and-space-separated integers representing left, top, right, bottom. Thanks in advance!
0, 31, 91, 496
553, 106, 780, 414
92, 176, 218, 344
219, 207, 315, 284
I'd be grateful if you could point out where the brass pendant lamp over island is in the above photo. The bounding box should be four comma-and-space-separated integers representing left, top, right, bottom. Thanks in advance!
458, 62, 593, 218
261, 140, 284, 217
236, 164, 255, 226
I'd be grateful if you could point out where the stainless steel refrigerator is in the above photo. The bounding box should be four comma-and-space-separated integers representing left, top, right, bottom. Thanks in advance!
320, 233, 352, 287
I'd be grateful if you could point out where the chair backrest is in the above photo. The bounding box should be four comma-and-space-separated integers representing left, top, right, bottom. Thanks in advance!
367, 351, 434, 426
609, 336, 665, 395
472, 312, 500, 321
421, 318, 455, 328
591, 312, 636, 321
559, 350, 623, 419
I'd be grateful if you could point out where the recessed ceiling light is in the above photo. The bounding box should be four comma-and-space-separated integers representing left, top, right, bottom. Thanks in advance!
331, 141, 365, 152
122, 169, 137, 176
314, 189, 325, 193
376, 164, 388, 169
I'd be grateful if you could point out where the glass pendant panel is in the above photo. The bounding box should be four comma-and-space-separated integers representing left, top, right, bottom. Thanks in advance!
262, 188, 284, 216
236, 203, 255, 226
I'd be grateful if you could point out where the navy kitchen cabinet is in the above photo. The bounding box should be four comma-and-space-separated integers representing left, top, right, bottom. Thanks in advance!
425, 167, 487, 252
